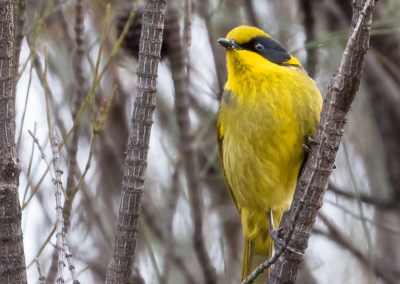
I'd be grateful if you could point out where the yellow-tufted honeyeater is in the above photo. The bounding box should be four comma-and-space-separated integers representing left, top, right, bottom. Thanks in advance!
217, 26, 322, 282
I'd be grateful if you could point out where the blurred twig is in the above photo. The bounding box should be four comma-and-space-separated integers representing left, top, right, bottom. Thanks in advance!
14, 0, 27, 87
315, 213, 400, 284
160, 163, 181, 284
35, 258, 46, 284
141, 204, 198, 284
168, 3, 217, 283
63, 238, 80, 284
300, 0, 317, 77
65, 0, 86, 232
327, 183, 399, 210
243, 0, 260, 27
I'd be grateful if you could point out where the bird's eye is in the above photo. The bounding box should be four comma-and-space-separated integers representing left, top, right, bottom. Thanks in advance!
255, 43, 264, 51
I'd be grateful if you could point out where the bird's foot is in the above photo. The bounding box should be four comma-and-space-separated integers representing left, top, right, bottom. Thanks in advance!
268, 211, 304, 256
302, 134, 318, 154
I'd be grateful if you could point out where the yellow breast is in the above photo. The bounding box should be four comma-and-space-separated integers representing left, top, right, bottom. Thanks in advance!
217, 49, 322, 212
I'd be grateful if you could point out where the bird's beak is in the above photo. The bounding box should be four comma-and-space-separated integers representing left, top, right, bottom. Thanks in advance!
218, 38, 242, 50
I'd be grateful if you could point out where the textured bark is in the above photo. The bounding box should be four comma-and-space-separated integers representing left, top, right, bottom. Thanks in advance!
105, 0, 167, 283
268, 0, 376, 283
0, 0, 27, 283
167, 3, 218, 284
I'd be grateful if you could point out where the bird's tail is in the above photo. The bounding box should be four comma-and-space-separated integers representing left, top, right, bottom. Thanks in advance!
240, 210, 283, 283
241, 239, 273, 283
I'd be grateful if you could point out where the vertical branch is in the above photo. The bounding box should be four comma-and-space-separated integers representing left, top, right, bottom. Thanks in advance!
64, 0, 86, 231
35, 258, 46, 284
159, 164, 180, 284
105, 0, 167, 282
267, 0, 376, 283
243, 0, 260, 27
0, 0, 27, 282
49, 135, 65, 284
63, 239, 80, 284
183, 0, 192, 50
198, 0, 225, 99
167, 3, 217, 283
13, 0, 26, 88
300, 0, 317, 77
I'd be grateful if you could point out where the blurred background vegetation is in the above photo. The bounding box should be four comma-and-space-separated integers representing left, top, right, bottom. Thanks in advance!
16, 0, 400, 283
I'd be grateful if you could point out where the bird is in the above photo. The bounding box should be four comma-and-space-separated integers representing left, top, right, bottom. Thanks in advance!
216, 25, 322, 282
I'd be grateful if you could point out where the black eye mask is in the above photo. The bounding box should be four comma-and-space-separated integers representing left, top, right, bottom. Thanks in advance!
239, 36, 291, 65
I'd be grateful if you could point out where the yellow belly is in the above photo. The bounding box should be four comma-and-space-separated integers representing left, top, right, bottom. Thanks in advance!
217, 66, 322, 252
220, 93, 304, 212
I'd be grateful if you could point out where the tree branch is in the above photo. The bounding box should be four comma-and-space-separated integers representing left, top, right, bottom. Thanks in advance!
267, 1, 377, 283
315, 213, 400, 284
327, 183, 399, 210
167, 3, 218, 283
105, 0, 167, 282
0, 0, 27, 282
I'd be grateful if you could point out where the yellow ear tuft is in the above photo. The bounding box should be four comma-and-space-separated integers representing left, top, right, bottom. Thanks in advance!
226, 25, 272, 45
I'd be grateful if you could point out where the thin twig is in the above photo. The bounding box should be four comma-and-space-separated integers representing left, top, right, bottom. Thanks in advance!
64, 0, 86, 232
35, 258, 46, 284
160, 163, 180, 284
325, 199, 400, 237
28, 130, 52, 173
26, 225, 56, 269
49, 135, 66, 284
300, 0, 317, 77
327, 183, 398, 210
243, 0, 260, 27
16, 62, 34, 147
316, 213, 400, 284
168, 3, 217, 283
22, 124, 37, 203
63, 238, 80, 284
141, 205, 198, 284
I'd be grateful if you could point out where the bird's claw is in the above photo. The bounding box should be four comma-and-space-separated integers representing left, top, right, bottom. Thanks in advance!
268, 210, 304, 256
303, 134, 318, 153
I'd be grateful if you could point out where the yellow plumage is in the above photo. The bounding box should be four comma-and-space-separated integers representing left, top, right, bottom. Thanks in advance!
217, 26, 322, 282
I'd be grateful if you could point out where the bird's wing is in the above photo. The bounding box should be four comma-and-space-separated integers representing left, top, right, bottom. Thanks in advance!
217, 112, 239, 211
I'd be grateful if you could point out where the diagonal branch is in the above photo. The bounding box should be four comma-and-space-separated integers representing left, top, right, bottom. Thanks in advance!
315, 213, 400, 284
105, 0, 167, 283
266, 1, 377, 283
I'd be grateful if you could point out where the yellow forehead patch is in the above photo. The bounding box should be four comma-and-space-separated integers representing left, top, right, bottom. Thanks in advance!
226, 25, 272, 45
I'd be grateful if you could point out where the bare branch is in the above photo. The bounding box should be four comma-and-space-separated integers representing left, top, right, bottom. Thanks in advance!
327, 183, 399, 210
167, 3, 217, 283
105, 1, 167, 282
49, 135, 66, 284
35, 258, 46, 284
0, 0, 27, 282
300, 0, 317, 77
243, 0, 260, 27
64, 0, 86, 232
267, 1, 377, 283
63, 238, 80, 284
315, 213, 400, 284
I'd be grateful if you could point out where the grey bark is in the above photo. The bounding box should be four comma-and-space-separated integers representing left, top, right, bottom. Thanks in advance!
268, 0, 376, 283
105, 0, 167, 283
0, 0, 27, 283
